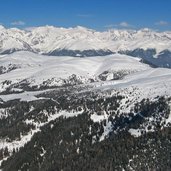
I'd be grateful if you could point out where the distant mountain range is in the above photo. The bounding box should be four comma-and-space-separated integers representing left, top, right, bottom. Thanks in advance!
0, 25, 171, 67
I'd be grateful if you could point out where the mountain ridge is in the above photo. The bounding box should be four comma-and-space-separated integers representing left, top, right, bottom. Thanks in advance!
1, 25, 171, 67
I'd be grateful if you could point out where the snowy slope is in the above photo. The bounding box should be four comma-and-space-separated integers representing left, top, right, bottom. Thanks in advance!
0, 51, 150, 93
93, 67, 171, 105
104, 28, 171, 53
0, 51, 171, 167
0, 25, 171, 55
0, 51, 170, 104
0, 26, 33, 54
0, 52, 170, 149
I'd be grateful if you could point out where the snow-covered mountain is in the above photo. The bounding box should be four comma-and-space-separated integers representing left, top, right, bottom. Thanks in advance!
0, 26, 171, 170
0, 25, 171, 67
0, 51, 171, 170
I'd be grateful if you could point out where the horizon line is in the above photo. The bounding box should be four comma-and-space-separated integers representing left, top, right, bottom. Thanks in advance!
0, 24, 170, 32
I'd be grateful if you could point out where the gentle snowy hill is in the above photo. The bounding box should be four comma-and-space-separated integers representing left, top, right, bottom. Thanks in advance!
0, 51, 170, 98
0, 51, 171, 170
0, 25, 171, 67
0, 51, 170, 106
0, 51, 150, 93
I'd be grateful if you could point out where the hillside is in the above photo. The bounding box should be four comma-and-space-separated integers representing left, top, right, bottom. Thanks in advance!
0, 51, 171, 170
0, 26, 171, 67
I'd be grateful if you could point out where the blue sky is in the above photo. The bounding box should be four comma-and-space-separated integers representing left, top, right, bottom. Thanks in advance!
0, 0, 171, 31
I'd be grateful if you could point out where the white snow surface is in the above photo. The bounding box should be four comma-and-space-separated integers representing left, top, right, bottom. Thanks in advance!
95, 67, 171, 98
0, 25, 171, 54
0, 89, 51, 102
0, 51, 171, 143
0, 51, 170, 103
128, 129, 142, 137
0, 51, 170, 101
0, 51, 150, 92
0, 50, 170, 163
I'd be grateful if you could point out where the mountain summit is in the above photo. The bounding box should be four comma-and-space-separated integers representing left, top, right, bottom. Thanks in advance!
0, 25, 171, 66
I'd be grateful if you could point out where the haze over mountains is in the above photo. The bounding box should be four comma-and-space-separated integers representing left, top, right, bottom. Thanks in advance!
0, 25, 171, 67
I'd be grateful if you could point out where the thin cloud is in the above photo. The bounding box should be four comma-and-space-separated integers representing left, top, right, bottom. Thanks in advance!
105, 22, 133, 28
77, 14, 93, 18
11, 21, 25, 26
155, 21, 169, 26
119, 22, 132, 27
